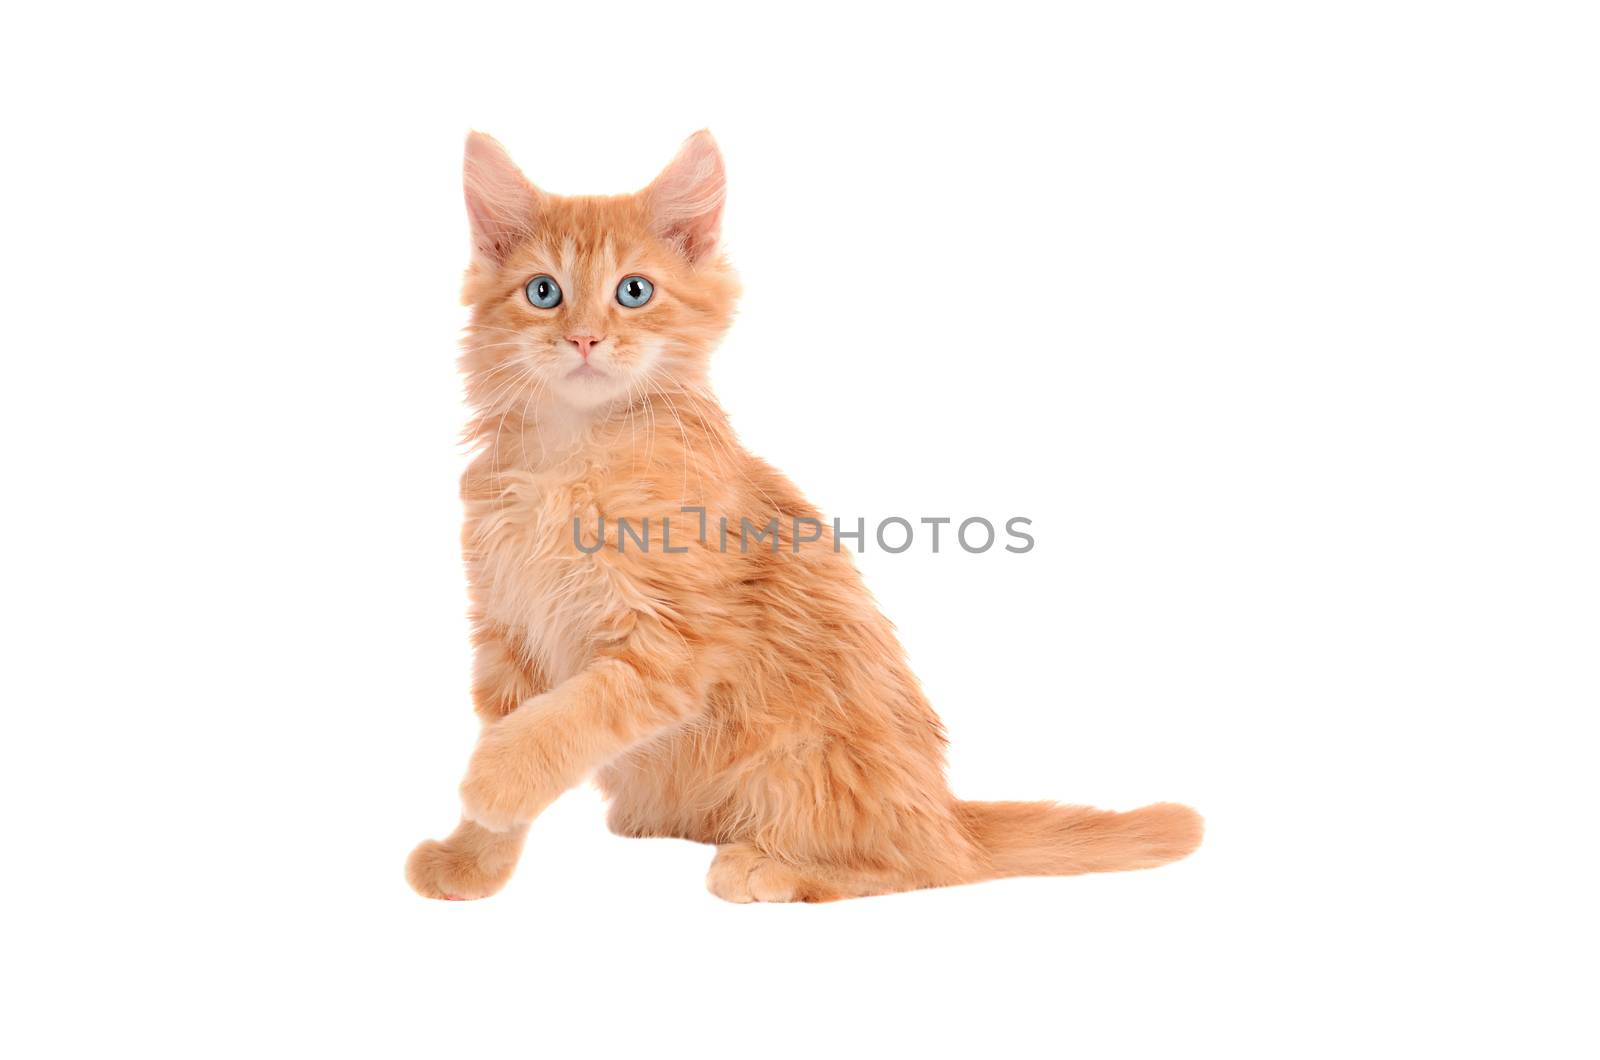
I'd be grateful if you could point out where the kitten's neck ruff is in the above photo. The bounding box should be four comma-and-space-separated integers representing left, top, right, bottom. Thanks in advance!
526, 399, 599, 461
472, 383, 729, 474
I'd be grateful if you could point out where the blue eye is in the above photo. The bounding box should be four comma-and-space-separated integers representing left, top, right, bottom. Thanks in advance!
616, 275, 654, 308
525, 275, 562, 309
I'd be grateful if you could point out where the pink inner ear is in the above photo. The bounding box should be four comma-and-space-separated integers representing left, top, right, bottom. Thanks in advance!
464, 132, 537, 266
647, 131, 725, 263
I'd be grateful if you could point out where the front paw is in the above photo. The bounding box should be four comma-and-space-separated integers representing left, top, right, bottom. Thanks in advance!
406, 820, 528, 900
459, 730, 556, 832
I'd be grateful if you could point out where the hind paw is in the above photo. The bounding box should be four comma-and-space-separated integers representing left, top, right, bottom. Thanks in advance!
706, 843, 840, 903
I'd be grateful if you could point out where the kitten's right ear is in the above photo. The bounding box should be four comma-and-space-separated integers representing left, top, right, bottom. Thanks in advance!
646, 130, 726, 264
463, 131, 538, 267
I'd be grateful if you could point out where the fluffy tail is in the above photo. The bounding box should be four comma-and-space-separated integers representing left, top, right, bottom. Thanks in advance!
957, 800, 1203, 878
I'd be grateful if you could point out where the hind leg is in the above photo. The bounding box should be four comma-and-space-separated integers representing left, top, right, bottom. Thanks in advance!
597, 738, 722, 844
705, 843, 913, 904
605, 800, 703, 840
706, 843, 825, 903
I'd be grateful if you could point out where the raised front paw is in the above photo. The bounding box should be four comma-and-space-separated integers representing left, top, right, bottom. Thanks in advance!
458, 725, 557, 832
405, 819, 528, 900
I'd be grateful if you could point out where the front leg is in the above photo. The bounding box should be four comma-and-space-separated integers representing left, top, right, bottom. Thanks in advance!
406, 629, 546, 901
470, 623, 548, 721
460, 655, 696, 832
406, 818, 529, 900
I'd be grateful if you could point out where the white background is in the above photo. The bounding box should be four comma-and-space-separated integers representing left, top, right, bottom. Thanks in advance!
3, 2, 1596, 1057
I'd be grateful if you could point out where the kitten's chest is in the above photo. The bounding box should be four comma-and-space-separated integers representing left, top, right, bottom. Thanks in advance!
465, 463, 620, 685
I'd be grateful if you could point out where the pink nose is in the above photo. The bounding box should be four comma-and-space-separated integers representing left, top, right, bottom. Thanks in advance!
567, 334, 604, 359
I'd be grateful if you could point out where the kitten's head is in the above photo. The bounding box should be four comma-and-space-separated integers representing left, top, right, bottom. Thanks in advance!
458, 130, 739, 415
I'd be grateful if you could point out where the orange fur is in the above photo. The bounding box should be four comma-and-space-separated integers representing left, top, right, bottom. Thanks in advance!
405, 131, 1203, 903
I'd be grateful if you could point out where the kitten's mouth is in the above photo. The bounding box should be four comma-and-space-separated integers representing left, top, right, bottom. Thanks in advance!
566, 363, 608, 381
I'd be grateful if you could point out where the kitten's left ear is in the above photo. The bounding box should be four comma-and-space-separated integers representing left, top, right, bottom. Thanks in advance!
645, 130, 725, 263
464, 131, 538, 267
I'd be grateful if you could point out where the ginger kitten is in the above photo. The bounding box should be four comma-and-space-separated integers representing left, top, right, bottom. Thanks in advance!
405, 131, 1202, 902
